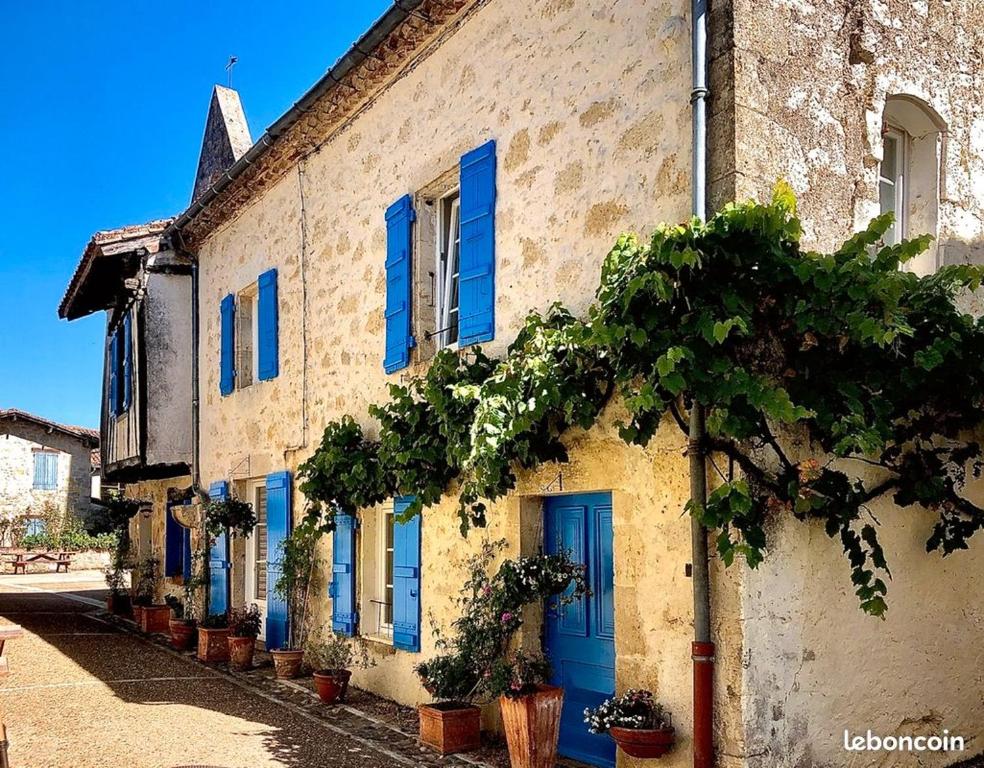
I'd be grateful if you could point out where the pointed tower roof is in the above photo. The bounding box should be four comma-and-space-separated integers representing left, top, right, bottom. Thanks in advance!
192, 85, 252, 203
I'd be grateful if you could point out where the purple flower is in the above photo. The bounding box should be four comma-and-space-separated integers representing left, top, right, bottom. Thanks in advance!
501, 611, 513, 623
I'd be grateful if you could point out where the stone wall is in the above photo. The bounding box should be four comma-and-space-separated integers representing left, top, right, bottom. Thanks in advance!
125, 475, 194, 604
0, 420, 96, 538
720, 1, 984, 765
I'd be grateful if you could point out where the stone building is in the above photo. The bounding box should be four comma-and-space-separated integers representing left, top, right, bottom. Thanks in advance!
0, 409, 100, 542
64, 1, 984, 767
59, 220, 195, 599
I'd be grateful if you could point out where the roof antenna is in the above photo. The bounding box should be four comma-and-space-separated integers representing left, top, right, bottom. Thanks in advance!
225, 56, 238, 88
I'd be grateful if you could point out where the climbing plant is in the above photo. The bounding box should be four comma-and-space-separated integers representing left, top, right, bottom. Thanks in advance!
298, 184, 984, 615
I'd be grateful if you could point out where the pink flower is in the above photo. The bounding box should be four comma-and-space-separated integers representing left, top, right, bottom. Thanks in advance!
501, 611, 513, 623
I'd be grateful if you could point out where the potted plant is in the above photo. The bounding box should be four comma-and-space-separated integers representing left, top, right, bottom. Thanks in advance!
103, 551, 131, 615
102, 496, 139, 615
585, 690, 675, 758
270, 522, 320, 679
305, 630, 375, 704
413, 540, 588, 761
165, 595, 196, 651
495, 651, 563, 768
203, 496, 257, 538
415, 655, 482, 755
228, 604, 262, 671
197, 613, 231, 662
131, 557, 170, 633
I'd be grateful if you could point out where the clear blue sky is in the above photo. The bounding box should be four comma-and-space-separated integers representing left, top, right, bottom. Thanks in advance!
0, 1, 390, 429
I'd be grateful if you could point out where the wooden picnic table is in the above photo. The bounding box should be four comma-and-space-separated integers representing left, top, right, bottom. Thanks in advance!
1, 550, 75, 575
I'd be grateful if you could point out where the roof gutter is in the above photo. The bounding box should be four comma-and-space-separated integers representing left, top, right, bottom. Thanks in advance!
165, 0, 426, 240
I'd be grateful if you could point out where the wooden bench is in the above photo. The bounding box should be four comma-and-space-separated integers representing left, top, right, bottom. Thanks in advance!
0, 624, 23, 768
3, 551, 74, 575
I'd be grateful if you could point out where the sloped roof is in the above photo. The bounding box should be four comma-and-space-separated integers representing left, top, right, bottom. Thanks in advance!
58, 219, 173, 321
0, 409, 100, 446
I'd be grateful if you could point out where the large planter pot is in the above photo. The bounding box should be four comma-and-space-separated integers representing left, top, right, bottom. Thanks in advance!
169, 619, 196, 651
138, 605, 171, 634
228, 636, 257, 671
499, 685, 563, 768
312, 669, 351, 705
197, 627, 231, 662
270, 648, 304, 680
106, 593, 131, 616
419, 702, 482, 755
609, 726, 676, 758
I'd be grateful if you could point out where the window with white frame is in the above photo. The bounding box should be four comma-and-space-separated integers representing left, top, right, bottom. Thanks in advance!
879, 127, 906, 246
364, 505, 396, 641
236, 285, 258, 389
435, 190, 461, 349
251, 484, 268, 601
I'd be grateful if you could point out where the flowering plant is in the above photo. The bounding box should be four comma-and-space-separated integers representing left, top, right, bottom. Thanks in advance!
415, 539, 588, 702
584, 690, 671, 734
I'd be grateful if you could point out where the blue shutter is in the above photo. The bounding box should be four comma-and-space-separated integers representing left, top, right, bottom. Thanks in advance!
25, 518, 46, 536
220, 294, 235, 396
108, 330, 120, 416
122, 311, 133, 411
458, 140, 496, 346
392, 497, 421, 652
257, 268, 279, 381
34, 453, 57, 490
384, 194, 415, 373
32, 454, 43, 489
266, 471, 291, 650
331, 513, 358, 636
207, 480, 230, 616
47, 454, 58, 489
182, 527, 192, 581
165, 504, 182, 577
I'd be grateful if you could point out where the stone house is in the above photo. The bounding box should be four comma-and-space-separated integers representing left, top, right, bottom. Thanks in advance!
65, 1, 984, 767
59, 221, 195, 598
0, 409, 100, 542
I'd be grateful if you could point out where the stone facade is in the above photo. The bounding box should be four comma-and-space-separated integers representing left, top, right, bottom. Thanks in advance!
0, 414, 98, 539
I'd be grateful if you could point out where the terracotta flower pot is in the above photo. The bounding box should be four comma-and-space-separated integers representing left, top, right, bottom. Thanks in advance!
609, 726, 676, 758
106, 594, 131, 616
138, 605, 171, 634
499, 685, 563, 768
132, 605, 145, 627
312, 669, 351, 704
419, 702, 482, 755
270, 648, 304, 679
197, 626, 231, 662
228, 635, 257, 671
169, 619, 196, 651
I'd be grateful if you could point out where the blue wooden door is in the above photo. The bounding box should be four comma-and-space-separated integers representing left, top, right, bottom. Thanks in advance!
545, 492, 616, 768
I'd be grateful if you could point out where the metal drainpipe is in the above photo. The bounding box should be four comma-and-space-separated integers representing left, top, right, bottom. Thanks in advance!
690, 0, 715, 767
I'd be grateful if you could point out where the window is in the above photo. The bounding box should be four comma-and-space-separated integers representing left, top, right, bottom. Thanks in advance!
879, 128, 906, 246
377, 506, 396, 638
878, 96, 945, 273
236, 285, 258, 389
32, 451, 58, 490
435, 191, 461, 349
251, 484, 268, 601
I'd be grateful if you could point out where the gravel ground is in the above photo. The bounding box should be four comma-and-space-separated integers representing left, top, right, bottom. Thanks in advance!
0, 575, 423, 768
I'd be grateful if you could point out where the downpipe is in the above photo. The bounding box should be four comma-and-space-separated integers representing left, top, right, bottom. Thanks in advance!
690, 0, 714, 765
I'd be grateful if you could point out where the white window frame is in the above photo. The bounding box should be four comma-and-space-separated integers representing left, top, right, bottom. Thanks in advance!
244, 479, 268, 639
236, 285, 259, 390
879, 126, 908, 246
365, 505, 396, 643
434, 191, 461, 350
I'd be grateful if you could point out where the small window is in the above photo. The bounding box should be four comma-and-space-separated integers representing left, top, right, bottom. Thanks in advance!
252, 484, 268, 601
366, 505, 396, 641
236, 286, 258, 389
878, 128, 906, 246
435, 191, 462, 349
32, 451, 58, 490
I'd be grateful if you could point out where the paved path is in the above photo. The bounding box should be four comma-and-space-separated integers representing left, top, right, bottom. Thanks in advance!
0, 571, 401, 768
